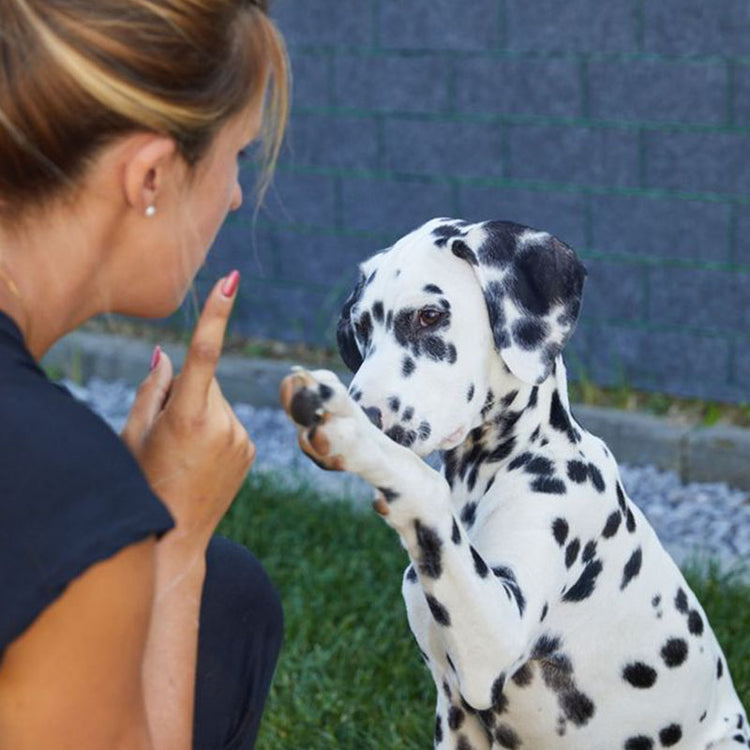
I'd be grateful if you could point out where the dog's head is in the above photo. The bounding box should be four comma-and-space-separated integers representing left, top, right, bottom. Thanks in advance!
337, 218, 586, 456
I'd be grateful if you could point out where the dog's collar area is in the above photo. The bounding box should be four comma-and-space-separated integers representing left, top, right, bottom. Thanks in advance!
441, 365, 575, 501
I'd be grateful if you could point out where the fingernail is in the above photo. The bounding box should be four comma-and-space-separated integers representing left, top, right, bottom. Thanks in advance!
221, 270, 240, 298
150, 345, 162, 372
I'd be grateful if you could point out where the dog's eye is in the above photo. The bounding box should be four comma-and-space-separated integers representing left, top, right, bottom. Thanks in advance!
417, 308, 443, 328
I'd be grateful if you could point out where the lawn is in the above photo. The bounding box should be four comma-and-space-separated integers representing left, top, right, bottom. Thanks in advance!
220, 473, 750, 750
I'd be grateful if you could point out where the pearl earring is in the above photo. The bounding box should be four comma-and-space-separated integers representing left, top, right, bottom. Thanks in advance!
145, 205, 157, 218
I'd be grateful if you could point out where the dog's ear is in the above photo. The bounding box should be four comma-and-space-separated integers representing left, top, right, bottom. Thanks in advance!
336, 270, 366, 373
448, 221, 586, 385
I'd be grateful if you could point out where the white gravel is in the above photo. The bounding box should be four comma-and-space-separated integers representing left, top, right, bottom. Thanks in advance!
66, 377, 750, 578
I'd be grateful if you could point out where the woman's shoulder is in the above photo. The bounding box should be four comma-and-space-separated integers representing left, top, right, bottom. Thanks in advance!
0, 322, 173, 651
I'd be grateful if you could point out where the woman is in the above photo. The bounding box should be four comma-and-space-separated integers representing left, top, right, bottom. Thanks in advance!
0, 1, 289, 747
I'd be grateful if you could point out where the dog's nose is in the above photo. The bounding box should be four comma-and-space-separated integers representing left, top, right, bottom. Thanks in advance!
362, 406, 383, 430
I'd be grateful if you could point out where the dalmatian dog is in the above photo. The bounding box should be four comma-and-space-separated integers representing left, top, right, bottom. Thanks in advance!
279, 217, 749, 749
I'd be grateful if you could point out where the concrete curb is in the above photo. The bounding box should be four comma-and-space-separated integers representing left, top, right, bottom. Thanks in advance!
43, 330, 750, 493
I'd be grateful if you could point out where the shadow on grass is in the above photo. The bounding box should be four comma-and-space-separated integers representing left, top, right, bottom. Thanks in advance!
220, 472, 750, 749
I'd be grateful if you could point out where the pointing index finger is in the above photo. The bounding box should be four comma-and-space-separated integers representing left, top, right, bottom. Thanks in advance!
172, 270, 239, 407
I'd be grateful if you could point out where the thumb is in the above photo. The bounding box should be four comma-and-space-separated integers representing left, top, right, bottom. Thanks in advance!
121, 346, 174, 450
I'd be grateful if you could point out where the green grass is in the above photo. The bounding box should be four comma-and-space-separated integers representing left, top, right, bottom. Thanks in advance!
220, 474, 750, 749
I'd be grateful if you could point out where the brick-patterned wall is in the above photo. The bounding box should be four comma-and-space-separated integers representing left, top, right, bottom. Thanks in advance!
201, 0, 750, 403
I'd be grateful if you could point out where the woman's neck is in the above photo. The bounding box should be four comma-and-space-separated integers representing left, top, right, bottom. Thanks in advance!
0, 209, 104, 361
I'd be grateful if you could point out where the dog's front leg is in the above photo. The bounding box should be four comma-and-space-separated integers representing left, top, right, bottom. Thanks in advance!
281, 369, 531, 714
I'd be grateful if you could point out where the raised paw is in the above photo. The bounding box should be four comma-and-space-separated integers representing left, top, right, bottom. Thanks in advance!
279, 368, 361, 472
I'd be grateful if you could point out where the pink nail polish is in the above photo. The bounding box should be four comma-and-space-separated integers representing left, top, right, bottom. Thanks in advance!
150, 345, 161, 371
221, 270, 240, 298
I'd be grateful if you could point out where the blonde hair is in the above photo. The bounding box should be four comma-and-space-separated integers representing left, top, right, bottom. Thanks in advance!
0, 0, 289, 218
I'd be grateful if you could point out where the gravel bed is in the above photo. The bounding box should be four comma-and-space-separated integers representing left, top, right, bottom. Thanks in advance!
66, 377, 750, 578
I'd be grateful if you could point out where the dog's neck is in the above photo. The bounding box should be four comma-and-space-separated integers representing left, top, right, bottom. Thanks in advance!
441, 355, 580, 509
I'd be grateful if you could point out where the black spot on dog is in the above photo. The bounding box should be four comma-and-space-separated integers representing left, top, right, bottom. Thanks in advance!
622, 662, 657, 689
567, 460, 588, 483
488, 437, 516, 463
448, 706, 465, 731
432, 223, 466, 247
385, 309, 393, 331
354, 311, 372, 349
532, 476, 567, 494
513, 318, 550, 350
550, 391, 580, 443
477, 221, 520, 267
565, 539, 580, 569
451, 518, 461, 544
659, 724, 682, 746
418, 421, 431, 440
511, 663, 533, 687
402, 406, 414, 421
552, 518, 569, 546
426, 594, 450, 626
491, 673, 508, 712
318, 383, 334, 401
625, 736, 654, 750
582, 540, 597, 563
541, 653, 574, 693
460, 502, 477, 528
621, 547, 643, 590
532, 634, 562, 659
717, 657, 724, 679
423, 283, 443, 294
447, 343, 457, 364
451, 239, 478, 265
372, 300, 384, 323
492, 566, 526, 616
626, 507, 636, 532
602, 510, 621, 538
661, 638, 688, 667
494, 724, 520, 749
402, 355, 416, 377
687, 610, 704, 636
559, 689, 595, 727
434, 714, 443, 744
540, 602, 549, 621
386, 424, 416, 447
675, 588, 689, 614
378, 486, 399, 503
467, 383, 475, 402
526, 455, 555, 476
393, 308, 415, 347
497, 409, 523, 439
387, 395, 400, 413
424, 335, 448, 361
616, 482, 627, 513
588, 463, 605, 492
405, 565, 417, 583
509, 452, 531, 471
415, 520, 443, 579
470, 546, 489, 578
526, 385, 539, 409
481, 389, 495, 417
562, 559, 603, 602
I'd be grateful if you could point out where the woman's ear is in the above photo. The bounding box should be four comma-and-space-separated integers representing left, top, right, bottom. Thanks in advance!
121, 134, 178, 216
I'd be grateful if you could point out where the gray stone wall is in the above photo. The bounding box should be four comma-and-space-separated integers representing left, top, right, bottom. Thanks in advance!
192, 0, 750, 403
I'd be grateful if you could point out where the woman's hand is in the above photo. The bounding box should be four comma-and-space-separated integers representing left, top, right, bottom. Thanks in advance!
122, 271, 256, 552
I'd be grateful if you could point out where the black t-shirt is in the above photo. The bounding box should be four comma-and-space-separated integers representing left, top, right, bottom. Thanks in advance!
0, 311, 174, 652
